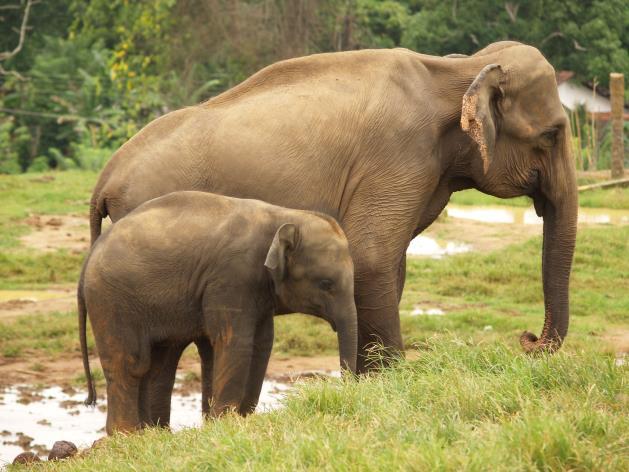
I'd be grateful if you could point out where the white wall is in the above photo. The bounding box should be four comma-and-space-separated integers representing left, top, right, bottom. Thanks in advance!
557, 81, 611, 113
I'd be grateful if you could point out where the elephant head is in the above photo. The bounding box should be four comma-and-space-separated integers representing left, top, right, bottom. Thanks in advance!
459, 44, 577, 353
265, 217, 358, 372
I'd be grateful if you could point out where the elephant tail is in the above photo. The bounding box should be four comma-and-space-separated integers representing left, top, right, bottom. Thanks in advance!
78, 260, 97, 406
89, 195, 106, 247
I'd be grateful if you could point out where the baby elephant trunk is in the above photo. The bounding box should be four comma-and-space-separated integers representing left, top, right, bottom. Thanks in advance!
334, 301, 358, 374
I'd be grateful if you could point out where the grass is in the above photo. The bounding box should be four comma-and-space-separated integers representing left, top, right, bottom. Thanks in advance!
0, 171, 96, 289
0, 171, 98, 249
1, 171, 627, 469
0, 250, 85, 289
450, 187, 629, 209
25, 340, 628, 471
0, 311, 94, 359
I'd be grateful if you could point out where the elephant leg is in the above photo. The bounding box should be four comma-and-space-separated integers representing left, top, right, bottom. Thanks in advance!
196, 337, 214, 417
397, 254, 407, 303
99, 336, 150, 434
142, 342, 187, 428
354, 270, 404, 373
209, 333, 254, 417
239, 317, 274, 415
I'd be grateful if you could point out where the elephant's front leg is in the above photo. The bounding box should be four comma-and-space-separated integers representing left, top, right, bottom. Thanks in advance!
209, 325, 255, 417
354, 269, 404, 373
239, 316, 274, 415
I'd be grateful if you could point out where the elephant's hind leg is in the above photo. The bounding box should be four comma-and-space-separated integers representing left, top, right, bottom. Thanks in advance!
99, 332, 151, 435
141, 342, 187, 428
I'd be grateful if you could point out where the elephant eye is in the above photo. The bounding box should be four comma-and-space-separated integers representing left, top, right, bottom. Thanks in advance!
540, 129, 558, 147
318, 279, 334, 291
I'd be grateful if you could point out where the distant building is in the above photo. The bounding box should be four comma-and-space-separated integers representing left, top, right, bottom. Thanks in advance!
556, 71, 629, 120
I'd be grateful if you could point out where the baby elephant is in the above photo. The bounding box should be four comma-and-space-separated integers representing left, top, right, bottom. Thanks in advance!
78, 191, 357, 434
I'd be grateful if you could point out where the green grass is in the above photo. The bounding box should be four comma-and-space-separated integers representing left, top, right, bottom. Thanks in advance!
0, 311, 94, 358
0, 171, 96, 289
0, 170, 97, 249
450, 187, 629, 209
27, 340, 628, 471
578, 187, 629, 209
0, 250, 85, 289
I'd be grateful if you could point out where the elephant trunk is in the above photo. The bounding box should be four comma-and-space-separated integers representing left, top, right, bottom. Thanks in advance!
521, 140, 578, 353
335, 301, 358, 374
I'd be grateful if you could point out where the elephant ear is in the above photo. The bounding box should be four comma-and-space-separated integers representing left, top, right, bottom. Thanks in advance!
264, 223, 298, 293
461, 64, 505, 174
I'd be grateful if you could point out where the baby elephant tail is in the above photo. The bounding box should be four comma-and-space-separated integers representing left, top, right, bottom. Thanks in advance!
78, 262, 97, 406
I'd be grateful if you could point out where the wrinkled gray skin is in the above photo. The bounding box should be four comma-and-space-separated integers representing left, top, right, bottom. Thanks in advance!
79, 191, 357, 434
90, 41, 577, 419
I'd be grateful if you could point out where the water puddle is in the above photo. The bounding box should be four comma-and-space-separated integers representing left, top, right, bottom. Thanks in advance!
447, 205, 629, 226
0, 379, 290, 464
406, 235, 470, 258
0, 289, 71, 304
409, 306, 445, 316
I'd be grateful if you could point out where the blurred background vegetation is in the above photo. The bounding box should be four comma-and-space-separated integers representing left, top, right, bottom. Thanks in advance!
0, 0, 627, 174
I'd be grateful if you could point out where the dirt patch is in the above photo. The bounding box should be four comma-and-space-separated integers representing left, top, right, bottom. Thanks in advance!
20, 214, 92, 253
0, 286, 76, 320
422, 217, 541, 254
601, 328, 629, 354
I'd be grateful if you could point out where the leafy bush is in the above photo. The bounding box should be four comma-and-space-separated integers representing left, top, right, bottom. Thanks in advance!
26, 156, 50, 172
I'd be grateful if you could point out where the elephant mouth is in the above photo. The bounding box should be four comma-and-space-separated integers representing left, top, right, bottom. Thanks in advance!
531, 189, 547, 217
527, 170, 546, 217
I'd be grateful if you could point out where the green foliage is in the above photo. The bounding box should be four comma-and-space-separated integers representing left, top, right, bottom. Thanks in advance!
0, 0, 626, 173
0, 116, 28, 174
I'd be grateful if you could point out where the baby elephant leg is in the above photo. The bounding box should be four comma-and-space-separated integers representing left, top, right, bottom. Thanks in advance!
140, 342, 187, 428
196, 338, 214, 417
99, 333, 150, 435
239, 317, 274, 415
210, 329, 255, 417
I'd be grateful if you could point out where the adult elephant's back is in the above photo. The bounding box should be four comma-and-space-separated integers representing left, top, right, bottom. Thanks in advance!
90, 48, 424, 245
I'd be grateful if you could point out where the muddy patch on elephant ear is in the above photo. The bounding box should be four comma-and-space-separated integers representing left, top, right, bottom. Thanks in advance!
461, 94, 490, 171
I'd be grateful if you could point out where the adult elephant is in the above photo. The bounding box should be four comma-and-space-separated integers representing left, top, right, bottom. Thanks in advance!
89, 41, 577, 419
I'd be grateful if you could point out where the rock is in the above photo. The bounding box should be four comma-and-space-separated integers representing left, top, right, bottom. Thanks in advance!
92, 437, 108, 449
12, 452, 41, 465
46, 217, 63, 227
48, 440, 78, 461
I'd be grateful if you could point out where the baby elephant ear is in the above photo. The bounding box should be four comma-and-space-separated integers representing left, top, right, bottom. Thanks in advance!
264, 223, 298, 291
460, 64, 505, 174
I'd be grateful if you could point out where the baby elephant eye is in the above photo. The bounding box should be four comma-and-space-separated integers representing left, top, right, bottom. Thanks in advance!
540, 129, 558, 147
318, 279, 334, 291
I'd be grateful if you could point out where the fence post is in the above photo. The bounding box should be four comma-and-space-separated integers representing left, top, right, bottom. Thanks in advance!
610, 73, 625, 179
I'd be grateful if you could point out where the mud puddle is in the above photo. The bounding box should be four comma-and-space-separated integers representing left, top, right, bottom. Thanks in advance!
0, 377, 295, 464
